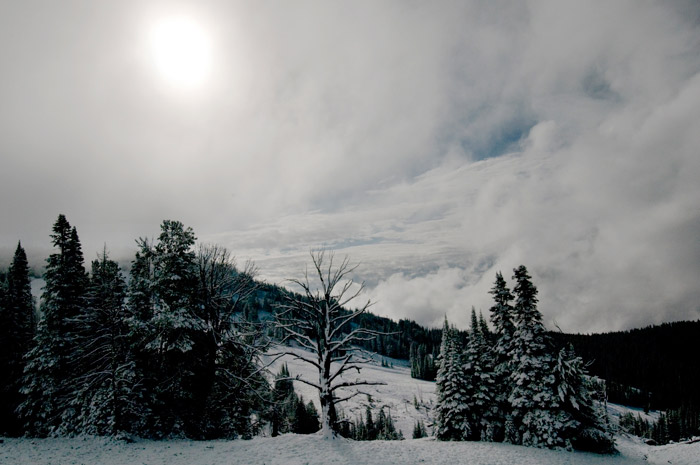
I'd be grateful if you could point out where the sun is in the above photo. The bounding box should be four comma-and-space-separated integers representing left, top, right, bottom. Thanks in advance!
149, 16, 212, 89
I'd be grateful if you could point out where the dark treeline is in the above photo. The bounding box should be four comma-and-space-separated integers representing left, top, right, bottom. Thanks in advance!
550, 320, 700, 445
336, 404, 403, 441
550, 321, 700, 411
269, 363, 320, 436
619, 408, 700, 445
0, 242, 35, 436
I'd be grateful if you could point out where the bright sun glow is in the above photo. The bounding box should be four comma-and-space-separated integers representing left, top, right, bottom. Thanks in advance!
150, 17, 212, 89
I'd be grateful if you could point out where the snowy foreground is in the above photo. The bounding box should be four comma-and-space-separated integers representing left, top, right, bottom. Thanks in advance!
3, 348, 697, 464
2, 433, 699, 465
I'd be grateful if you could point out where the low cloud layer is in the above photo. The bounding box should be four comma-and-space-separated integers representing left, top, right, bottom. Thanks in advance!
1, 1, 699, 332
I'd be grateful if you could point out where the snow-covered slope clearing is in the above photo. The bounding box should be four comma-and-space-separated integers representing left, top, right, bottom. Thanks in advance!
267, 346, 436, 436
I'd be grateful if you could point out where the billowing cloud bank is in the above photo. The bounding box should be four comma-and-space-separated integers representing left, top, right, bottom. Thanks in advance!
0, 1, 698, 332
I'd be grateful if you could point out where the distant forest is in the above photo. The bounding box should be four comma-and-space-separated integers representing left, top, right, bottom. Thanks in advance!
551, 321, 700, 411
242, 273, 700, 413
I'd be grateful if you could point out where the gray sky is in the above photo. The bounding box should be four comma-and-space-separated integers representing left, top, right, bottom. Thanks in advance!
1, 0, 699, 333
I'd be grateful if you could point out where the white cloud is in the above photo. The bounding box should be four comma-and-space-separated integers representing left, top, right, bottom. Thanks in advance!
0, 1, 698, 332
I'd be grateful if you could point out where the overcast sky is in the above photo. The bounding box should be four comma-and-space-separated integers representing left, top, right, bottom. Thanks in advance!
1, 0, 699, 333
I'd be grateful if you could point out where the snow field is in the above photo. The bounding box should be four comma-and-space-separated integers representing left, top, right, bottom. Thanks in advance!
4, 433, 695, 465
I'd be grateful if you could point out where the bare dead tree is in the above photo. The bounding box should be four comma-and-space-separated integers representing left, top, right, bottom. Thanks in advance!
272, 250, 386, 439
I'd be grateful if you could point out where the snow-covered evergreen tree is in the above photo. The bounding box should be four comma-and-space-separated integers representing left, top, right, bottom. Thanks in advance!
478, 311, 492, 344
127, 228, 268, 439
466, 308, 498, 441
508, 265, 563, 448
150, 220, 200, 353
68, 250, 149, 437
118, 221, 202, 437
270, 363, 295, 436
131, 220, 205, 436
0, 242, 36, 436
434, 318, 470, 440
20, 215, 88, 436
554, 345, 615, 452
488, 271, 515, 442
127, 238, 156, 322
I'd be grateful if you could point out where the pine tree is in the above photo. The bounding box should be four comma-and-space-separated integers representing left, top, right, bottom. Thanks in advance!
478, 311, 492, 343
140, 220, 202, 436
127, 238, 155, 322
150, 220, 200, 352
488, 271, 515, 443
434, 318, 470, 440
296, 398, 320, 434
375, 407, 387, 439
0, 242, 36, 436
365, 405, 376, 440
20, 215, 88, 436
123, 238, 159, 435
410, 342, 437, 381
271, 363, 295, 436
413, 419, 427, 438
69, 250, 148, 436
466, 307, 497, 441
410, 342, 420, 378
654, 412, 669, 444
127, 225, 268, 439
555, 345, 615, 452
508, 265, 562, 448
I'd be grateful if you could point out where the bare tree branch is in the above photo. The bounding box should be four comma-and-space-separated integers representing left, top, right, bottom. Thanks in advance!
270, 250, 390, 439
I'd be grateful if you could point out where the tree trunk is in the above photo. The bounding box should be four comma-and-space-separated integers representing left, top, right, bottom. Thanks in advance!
319, 390, 337, 439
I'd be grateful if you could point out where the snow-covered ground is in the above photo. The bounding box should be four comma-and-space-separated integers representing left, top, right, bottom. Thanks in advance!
607, 402, 660, 426
3, 433, 700, 465
2, 347, 696, 464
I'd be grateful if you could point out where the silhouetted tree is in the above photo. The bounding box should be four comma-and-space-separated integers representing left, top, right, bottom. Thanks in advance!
0, 242, 36, 435
272, 251, 384, 439
20, 215, 88, 436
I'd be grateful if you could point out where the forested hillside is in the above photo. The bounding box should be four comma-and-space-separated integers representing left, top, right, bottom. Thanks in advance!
550, 321, 700, 411
247, 280, 700, 413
